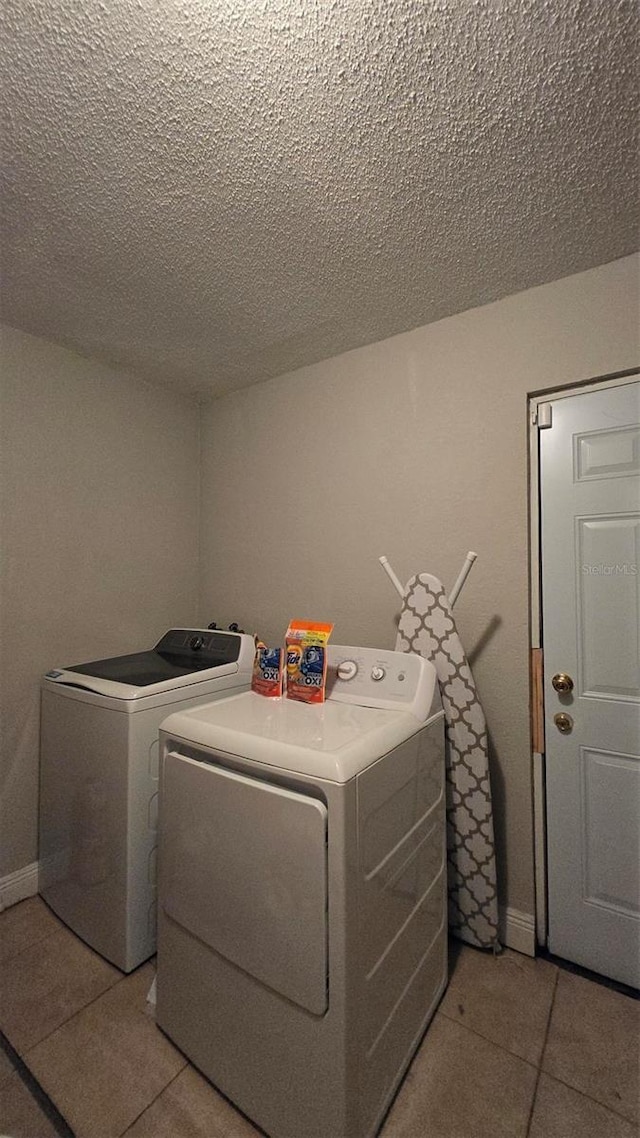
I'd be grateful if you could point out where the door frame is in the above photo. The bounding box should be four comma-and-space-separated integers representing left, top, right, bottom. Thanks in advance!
528, 368, 639, 950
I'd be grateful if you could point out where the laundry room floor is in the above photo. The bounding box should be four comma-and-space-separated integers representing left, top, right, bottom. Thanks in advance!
0, 897, 637, 1138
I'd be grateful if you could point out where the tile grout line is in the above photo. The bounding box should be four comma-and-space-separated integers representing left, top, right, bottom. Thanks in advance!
436, 1006, 546, 1073
430, 1001, 633, 1124
0, 1030, 75, 1138
0, 922, 64, 968
15, 966, 191, 1138
535, 971, 638, 1127
524, 967, 559, 1137
535, 1068, 639, 1126
115, 1064, 187, 1137
17, 968, 125, 1062
5, 910, 185, 1132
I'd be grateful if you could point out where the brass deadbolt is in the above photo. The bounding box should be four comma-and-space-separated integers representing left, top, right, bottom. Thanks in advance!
554, 712, 574, 734
552, 672, 574, 694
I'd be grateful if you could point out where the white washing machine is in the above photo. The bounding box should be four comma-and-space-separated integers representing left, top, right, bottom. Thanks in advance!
39, 628, 255, 972
157, 645, 447, 1138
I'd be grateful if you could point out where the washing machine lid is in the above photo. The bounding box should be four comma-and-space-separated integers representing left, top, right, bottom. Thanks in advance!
162, 691, 440, 782
42, 629, 255, 701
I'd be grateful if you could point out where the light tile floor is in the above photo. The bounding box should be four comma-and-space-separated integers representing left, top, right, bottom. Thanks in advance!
0, 897, 638, 1138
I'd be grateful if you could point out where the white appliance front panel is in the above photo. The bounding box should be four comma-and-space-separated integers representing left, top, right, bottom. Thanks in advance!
39, 677, 253, 972
162, 750, 328, 1014
39, 689, 130, 967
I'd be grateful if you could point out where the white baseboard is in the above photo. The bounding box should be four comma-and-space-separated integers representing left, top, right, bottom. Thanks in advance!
0, 861, 39, 912
500, 906, 536, 957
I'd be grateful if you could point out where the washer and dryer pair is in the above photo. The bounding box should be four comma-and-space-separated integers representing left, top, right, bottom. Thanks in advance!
40, 632, 447, 1137
157, 644, 447, 1138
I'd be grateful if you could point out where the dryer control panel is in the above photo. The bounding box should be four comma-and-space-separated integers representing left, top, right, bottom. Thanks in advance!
326, 645, 439, 720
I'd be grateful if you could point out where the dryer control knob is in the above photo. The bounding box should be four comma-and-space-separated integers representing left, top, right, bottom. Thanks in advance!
189, 635, 204, 650
337, 659, 358, 681
371, 665, 386, 682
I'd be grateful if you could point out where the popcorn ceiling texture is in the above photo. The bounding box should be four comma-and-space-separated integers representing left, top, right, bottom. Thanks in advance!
1, 0, 638, 399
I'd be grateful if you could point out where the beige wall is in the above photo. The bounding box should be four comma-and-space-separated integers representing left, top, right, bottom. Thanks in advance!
0, 325, 200, 878
199, 254, 640, 917
2, 255, 638, 907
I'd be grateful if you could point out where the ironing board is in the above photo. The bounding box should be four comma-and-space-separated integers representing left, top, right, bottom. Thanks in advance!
395, 572, 499, 950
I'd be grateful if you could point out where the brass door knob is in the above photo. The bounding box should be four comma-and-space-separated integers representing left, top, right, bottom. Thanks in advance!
552, 672, 574, 694
554, 712, 573, 734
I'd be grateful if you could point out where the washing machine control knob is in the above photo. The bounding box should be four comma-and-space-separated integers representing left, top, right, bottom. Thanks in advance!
371, 665, 386, 682
337, 659, 358, 681
189, 635, 204, 651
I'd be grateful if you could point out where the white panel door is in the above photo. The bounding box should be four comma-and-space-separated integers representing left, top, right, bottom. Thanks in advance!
540, 379, 640, 988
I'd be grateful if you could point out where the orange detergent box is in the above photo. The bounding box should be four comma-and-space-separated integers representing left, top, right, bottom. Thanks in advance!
285, 620, 334, 704
251, 646, 284, 697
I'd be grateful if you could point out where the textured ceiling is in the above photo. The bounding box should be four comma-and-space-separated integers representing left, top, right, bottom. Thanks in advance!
1, 0, 638, 400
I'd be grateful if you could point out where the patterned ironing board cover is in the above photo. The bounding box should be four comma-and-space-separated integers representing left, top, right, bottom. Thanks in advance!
396, 572, 499, 949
